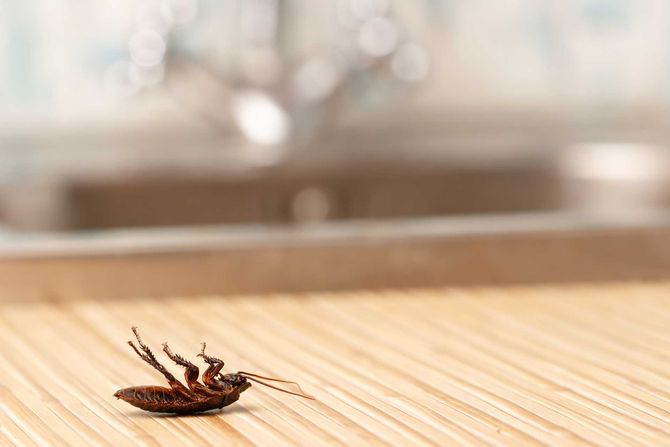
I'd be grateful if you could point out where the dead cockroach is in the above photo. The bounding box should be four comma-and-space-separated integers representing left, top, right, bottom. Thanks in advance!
114, 327, 314, 414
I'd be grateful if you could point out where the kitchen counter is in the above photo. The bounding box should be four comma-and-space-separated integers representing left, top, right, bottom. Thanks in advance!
2, 212, 670, 301
1, 282, 669, 446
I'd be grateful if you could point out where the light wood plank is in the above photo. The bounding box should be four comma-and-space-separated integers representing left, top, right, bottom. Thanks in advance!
0, 282, 668, 446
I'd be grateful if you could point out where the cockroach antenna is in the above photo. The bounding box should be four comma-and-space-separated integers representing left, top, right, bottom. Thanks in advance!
237, 372, 315, 399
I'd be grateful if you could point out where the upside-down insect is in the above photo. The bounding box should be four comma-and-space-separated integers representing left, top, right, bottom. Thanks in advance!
114, 327, 314, 414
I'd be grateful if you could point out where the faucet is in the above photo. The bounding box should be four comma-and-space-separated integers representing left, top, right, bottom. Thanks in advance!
120, 0, 430, 151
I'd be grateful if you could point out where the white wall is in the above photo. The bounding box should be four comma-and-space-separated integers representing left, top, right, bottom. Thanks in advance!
2, 0, 670, 130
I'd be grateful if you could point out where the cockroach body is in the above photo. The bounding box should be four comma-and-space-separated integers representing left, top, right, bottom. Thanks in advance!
114, 383, 246, 414
114, 327, 313, 414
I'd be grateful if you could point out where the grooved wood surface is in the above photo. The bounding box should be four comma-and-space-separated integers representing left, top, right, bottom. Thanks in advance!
0, 283, 669, 446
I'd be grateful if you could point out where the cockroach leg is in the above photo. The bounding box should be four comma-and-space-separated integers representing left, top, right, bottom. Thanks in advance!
197, 342, 225, 388
198, 342, 225, 366
128, 327, 195, 400
161, 342, 200, 385
162, 342, 216, 396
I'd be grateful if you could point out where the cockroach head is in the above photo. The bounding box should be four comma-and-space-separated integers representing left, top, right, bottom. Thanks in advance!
221, 373, 252, 394
239, 379, 252, 394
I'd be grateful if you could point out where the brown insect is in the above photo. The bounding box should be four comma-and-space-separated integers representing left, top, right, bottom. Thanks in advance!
114, 327, 314, 414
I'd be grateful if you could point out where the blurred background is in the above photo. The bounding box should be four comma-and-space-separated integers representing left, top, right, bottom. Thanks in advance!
2, 0, 670, 233
5, 3, 670, 442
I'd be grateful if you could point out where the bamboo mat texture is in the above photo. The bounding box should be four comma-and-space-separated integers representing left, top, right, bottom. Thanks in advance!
1, 283, 669, 446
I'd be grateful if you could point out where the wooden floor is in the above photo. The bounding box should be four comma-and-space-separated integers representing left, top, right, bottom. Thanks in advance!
1, 283, 669, 446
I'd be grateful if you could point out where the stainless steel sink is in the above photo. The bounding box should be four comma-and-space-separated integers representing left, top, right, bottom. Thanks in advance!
63, 162, 560, 230
1, 116, 669, 232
